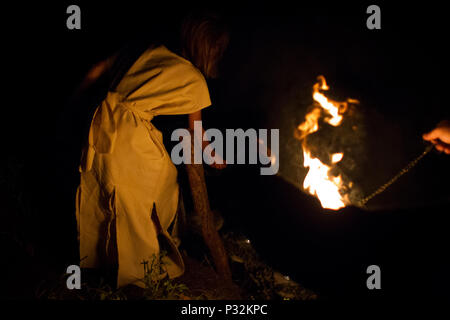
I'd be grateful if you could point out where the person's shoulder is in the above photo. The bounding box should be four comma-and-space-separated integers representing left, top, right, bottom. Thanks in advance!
142, 46, 210, 107
157, 47, 211, 107
155, 46, 206, 84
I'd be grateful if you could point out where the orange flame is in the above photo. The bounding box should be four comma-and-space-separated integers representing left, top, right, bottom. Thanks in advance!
303, 150, 347, 210
312, 76, 343, 126
298, 76, 357, 210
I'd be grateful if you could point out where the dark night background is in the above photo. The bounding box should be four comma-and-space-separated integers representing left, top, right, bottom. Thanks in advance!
2, 1, 449, 301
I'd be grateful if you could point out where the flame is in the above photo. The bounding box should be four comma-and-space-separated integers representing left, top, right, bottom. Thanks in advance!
303, 150, 346, 210
298, 76, 357, 210
331, 153, 343, 163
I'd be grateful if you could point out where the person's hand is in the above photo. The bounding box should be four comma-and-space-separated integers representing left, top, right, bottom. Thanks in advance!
208, 151, 227, 170
210, 162, 227, 170
423, 120, 450, 154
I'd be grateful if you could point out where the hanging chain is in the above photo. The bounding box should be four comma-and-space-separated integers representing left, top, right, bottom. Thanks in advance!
358, 143, 434, 207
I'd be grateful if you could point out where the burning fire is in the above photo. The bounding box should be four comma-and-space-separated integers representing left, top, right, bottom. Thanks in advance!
303, 150, 346, 209
297, 76, 358, 210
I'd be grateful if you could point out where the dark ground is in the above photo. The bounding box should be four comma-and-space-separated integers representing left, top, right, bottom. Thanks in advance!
2, 2, 450, 301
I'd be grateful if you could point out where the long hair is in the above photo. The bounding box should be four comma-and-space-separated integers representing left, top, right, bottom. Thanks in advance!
180, 11, 229, 79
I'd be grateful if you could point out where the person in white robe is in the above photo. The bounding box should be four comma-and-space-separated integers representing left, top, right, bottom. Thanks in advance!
75, 12, 229, 288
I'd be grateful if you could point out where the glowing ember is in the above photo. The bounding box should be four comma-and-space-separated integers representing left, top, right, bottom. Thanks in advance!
298, 76, 357, 210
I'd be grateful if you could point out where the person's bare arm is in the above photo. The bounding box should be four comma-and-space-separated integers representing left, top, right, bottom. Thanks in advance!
188, 110, 226, 169
76, 53, 118, 93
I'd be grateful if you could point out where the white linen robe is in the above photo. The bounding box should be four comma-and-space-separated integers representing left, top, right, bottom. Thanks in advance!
75, 45, 211, 287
